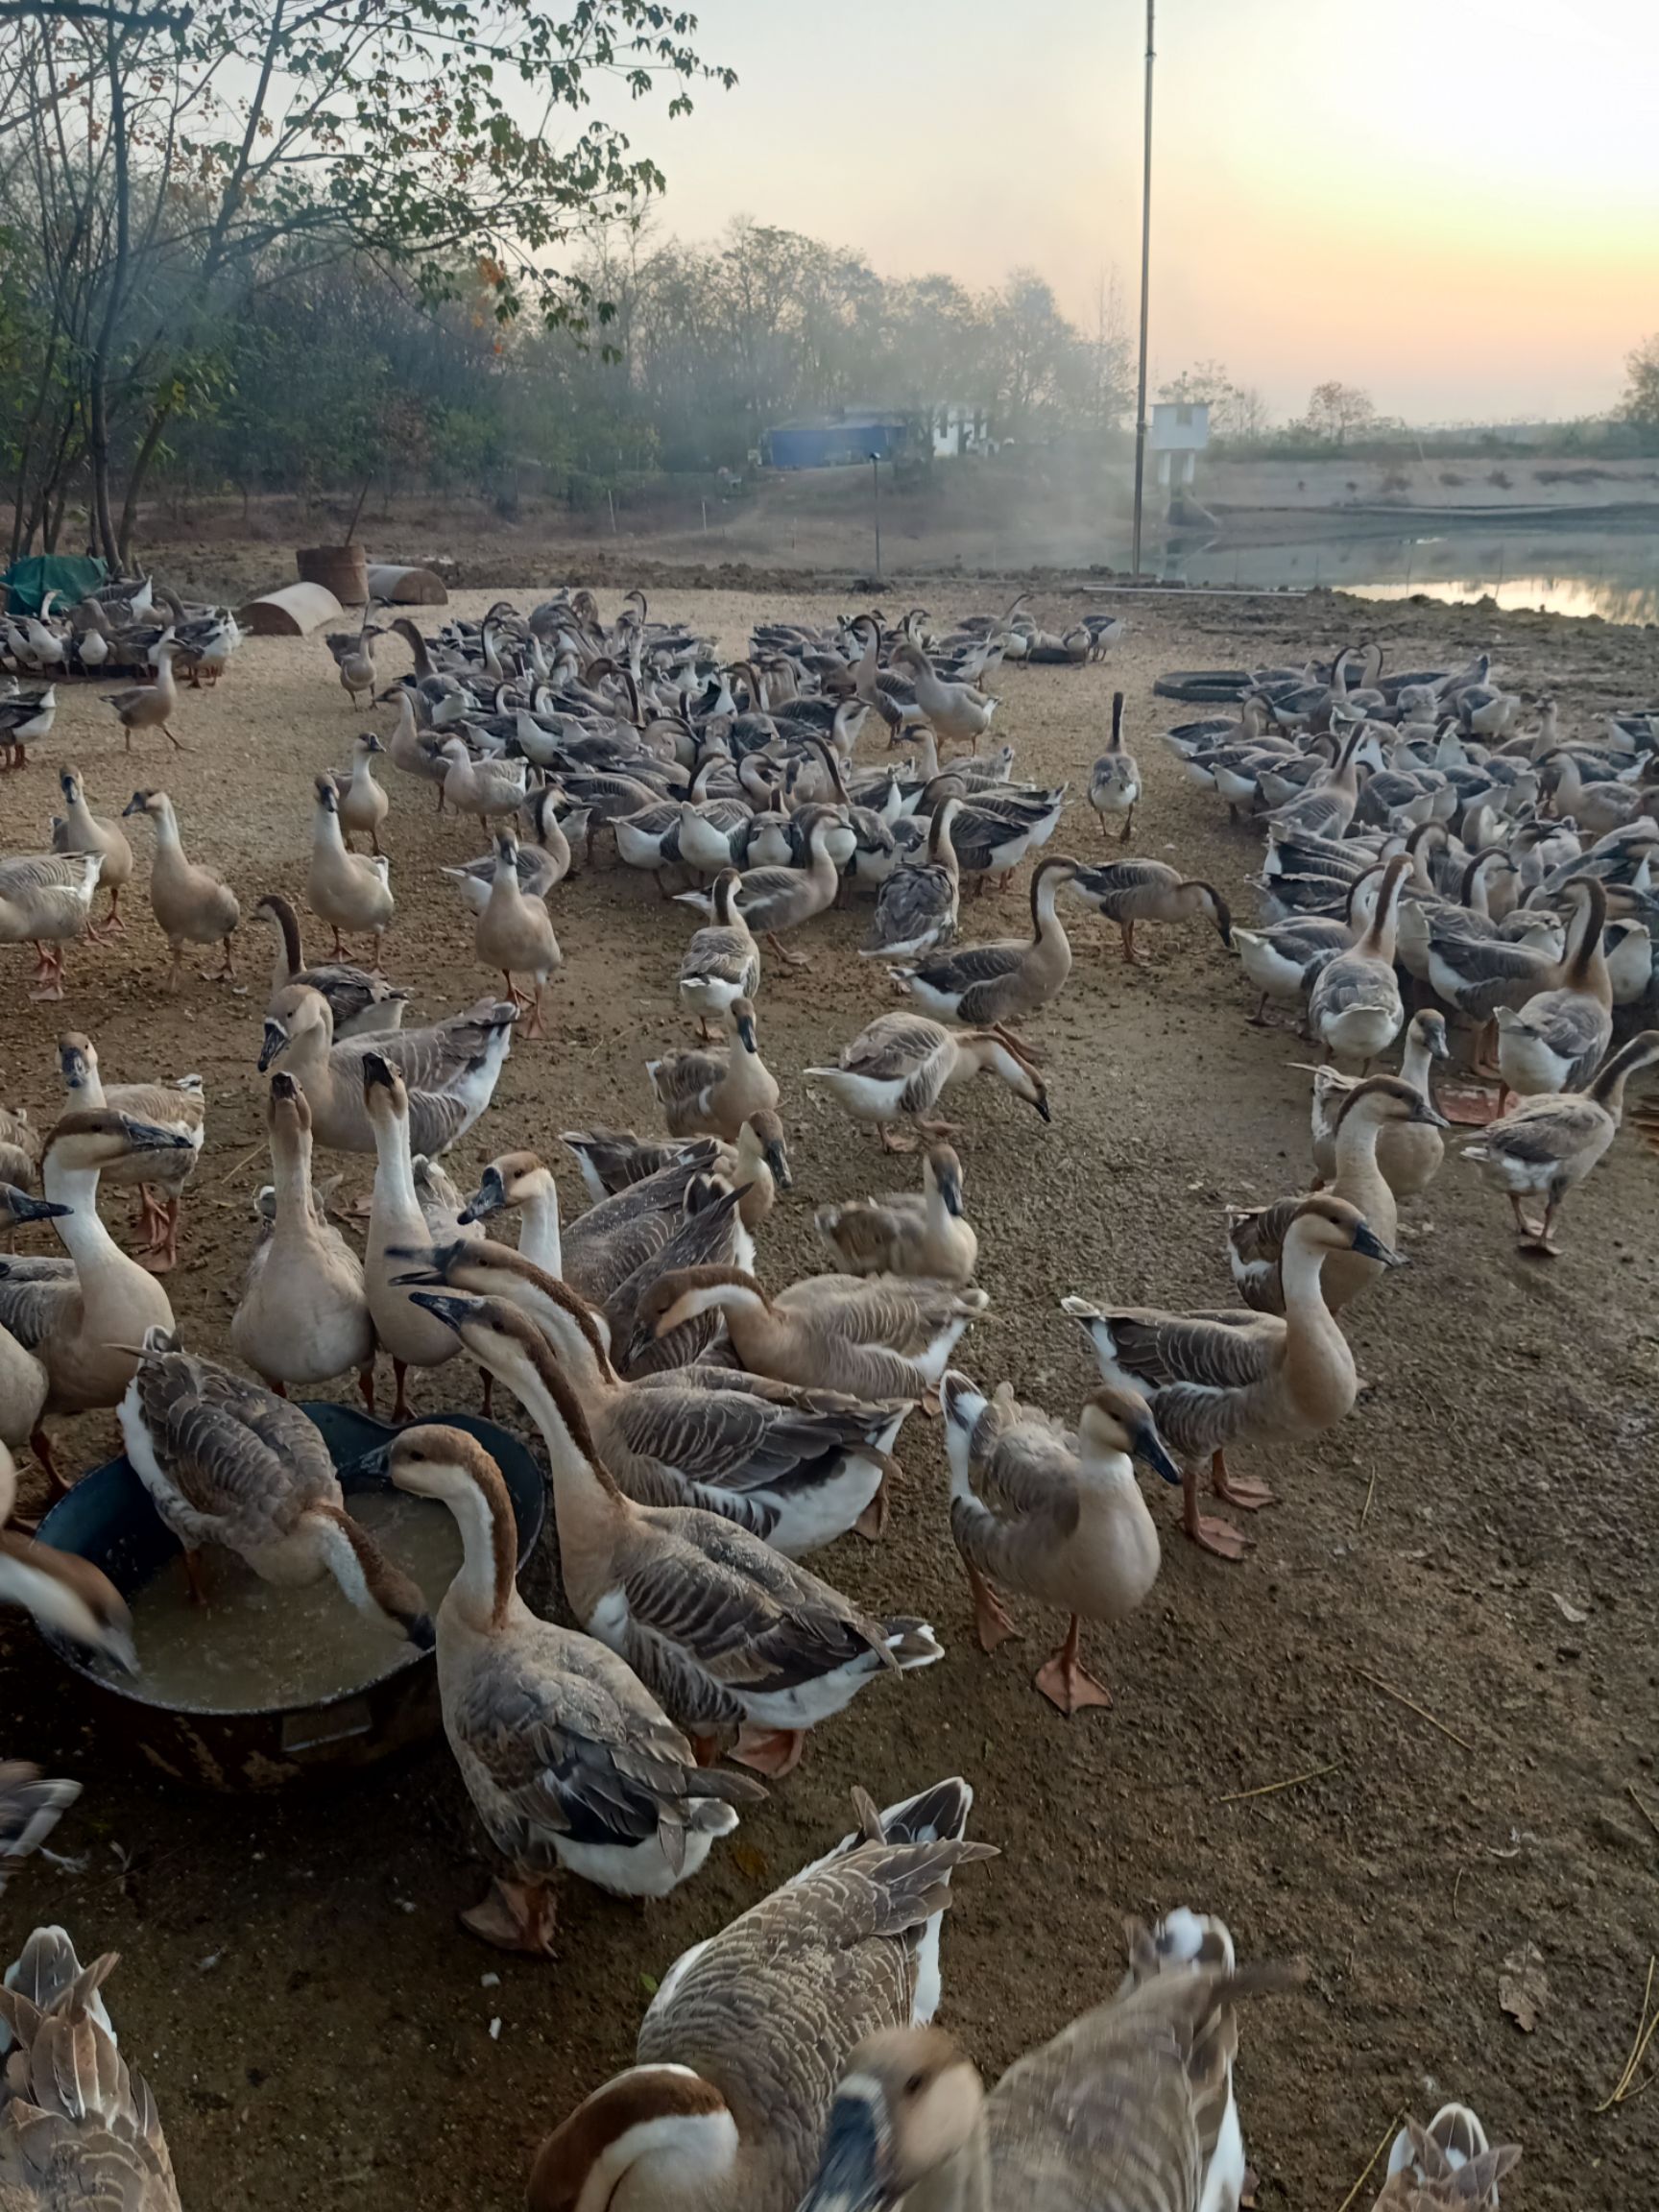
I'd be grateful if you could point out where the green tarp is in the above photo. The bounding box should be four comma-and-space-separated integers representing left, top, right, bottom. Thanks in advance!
1, 553, 107, 619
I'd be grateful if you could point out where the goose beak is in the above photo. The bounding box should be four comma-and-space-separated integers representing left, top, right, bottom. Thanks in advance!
763, 1142, 793, 1190
1350, 1219, 1404, 1266
459, 1168, 506, 1224
936, 1166, 965, 1216
1031, 1089, 1052, 1123
1132, 1422, 1184, 1487
796, 2088, 891, 2212
407, 1288, 479, 1331
735, 1013, 759, 1055
2, 1190, 71, 1223
257, 1022, 288, 1072
1413, 1099, 1452, 1129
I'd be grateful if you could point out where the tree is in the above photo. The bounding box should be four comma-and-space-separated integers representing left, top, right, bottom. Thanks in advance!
0, 0, 732, 561
1157, 360, 1271, 444
1622, 333, 1659, 437
1300, 379, 1376, 445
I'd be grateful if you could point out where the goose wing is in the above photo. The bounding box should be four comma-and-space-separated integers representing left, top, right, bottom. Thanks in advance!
617, 1379, 902, 1495
649, 1046, 727, 1118
132, 1351, 337, 1533
905, 940, 1023, 993
638, 1780, 991, 2168
837, 1013, 950, 1084
680, 925, 757, 991
1310, 948, 1397, 1018
447, 1620, 752, 1871
775, 1277, 977, 1359
1482, 1094, 1607, 1166
863, 864, 953, 954
1101, 1308, 1282, 1393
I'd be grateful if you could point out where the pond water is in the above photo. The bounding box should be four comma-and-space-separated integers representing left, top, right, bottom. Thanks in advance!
1160, 531, 1659, 625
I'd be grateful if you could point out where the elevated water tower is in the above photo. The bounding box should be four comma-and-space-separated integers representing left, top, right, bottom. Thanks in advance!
1150, 399, 1210, 490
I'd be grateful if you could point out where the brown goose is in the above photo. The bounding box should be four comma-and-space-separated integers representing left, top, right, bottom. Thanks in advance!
889, 856, 1079, 1025
527, 1778, 993, 2212
1065, 1194, 1399, 1560
253, 894, 408, 1039
401, 1292, 942, 1775
1070, 858, 1231, 966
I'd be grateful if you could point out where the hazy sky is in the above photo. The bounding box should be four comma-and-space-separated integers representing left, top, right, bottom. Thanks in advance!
623, 0, 1657, 424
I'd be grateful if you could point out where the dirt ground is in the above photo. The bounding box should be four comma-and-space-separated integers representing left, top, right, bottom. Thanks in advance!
2, 580, 1657, 2210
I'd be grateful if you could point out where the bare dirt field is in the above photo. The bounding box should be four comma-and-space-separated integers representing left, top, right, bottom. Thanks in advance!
3, 581, 1656, 2211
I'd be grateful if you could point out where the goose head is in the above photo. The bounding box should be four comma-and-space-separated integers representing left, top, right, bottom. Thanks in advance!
1286, 1191, 1403, 1267
736, 1108, 792, 1191
1078, 1384, 1183, 1485
43, 1108, 195, 1176
796, 2028, 984, 2212
1333, 1072, 1449, 1137
258, 984, 334, 1071
923, 1143, 965, 1218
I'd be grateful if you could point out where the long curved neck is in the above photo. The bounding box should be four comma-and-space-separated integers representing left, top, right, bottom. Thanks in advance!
1280, 1235, 1355, 1390
516, 1175, 563, 1276
370, 1107, 421, 1222
440, 1472, 517, 1633
41, 1156, 121, 1270
151, 804, 184, 856
268, 901, 304, 981
508, 1367, 628, 1591
315, 805, 348, 857
1332, 1111, 1391, 1223
270, 1118, 319, 1238
1398, 1033, 1433, 1094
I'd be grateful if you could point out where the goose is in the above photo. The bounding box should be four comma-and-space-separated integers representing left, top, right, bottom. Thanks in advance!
49, 767, 132, 934
257, 984, 515, 1156
466, 1144, 733, 1310
0, 1930, 178, 2208
889, 856, 1079, 1025
0, 1111, 192, 1492
677, 868, 761, 1038
1465, 1029, 1659, 1253
336, 731, 391, 854
860, 795, 961, 961
808, 1011, 1049, 1151
527, 1777, 992, 2212
121, 789, 239, 990
648, 997, 780, 1142
940, 783, 1070, 893
386, 688, 452, 807
1087, 690, 1141, 842
434, 736, 527, 822
231, 1072, 376, 1406
473, 831, 560, 1037
814, 1144, 977, 1284
2, 1439, 136, 1671
556, 1115, 790, 1233
1372, 2106, 1521, 2211
175, 609, 239, 688
0, 853, 101, 1001
388, 1425, 761, 1955
307, 772, 393, 962
362, 1056, 468, 1420
253, 893, 407, 1038
797, 1908, 1294, 2212
55, 1033, 204, 1273
1307, 1009, 1450, 1192
1308, 854, 1410, 1066
1064, 1193, 1400, 1559
331, 613, 379, 707
0, 1106, 38, 1197
0, 1193, 67, 1452
394, 1254, 904, 1554
890, 639, 998, 747
1263, 723, 1375, 840
1070, 859, 1232, 965
0, 685, 57, 770
1494, 878, 1613, 1099
675, 811, 841, 968
403, 1294, 943, 1774
101, 637, 184, 750
637, 1265, 987, 1409
119, 1328, 432, 1638
442, 789, 579, 916
1228, 1077, 1446, 1315
941, 1374, 1179, 1714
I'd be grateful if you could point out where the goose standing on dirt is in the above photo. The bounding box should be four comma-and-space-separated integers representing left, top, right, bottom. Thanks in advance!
649, 997, 780, 1142
55, 1032, 204, 1272
797, 1908, 1294, 2212
1465, 1029, 1659, 1253
1308, 1009, 1450, 1192
1088, 690, 1142, 842
1070, 857, 1232, 965
50, 766, 132, 934
814, 1144, 978, 1283
0, 1111, 194, 1492
889, 856, 1079, 1025
119, 1327, 432, 1637
473, 831, 560, 1037
1308, 854, 1409, 1067
860, 794, 962, 962
362, 1057, 468, 1420
434, 736, 527, 824
1064, 1193, 1399, 1560
941, 1374, 1179, 1714
307, 772, 393, 964
102, 636, 184, 751
405, 1294, 944, 1775
891, 638, 998, 748
0, 854, 101, 1002
336, 731, 391, 854
808, 1011, 1049, 1150
389, 1425, 761, 1956
527, 1777, 992, 2212
0, 684, 57, 770
678, 810, 841, 968
1494, 878, 1613, 1100
231, 1072, 376, 1406
676, 867, 760, 1039
256, 985, 515, 1156
253, 893, 407, 1038
122, 789, 239, 990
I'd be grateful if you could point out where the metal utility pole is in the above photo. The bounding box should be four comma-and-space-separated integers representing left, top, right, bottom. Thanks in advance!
869, 452, 882, 580
1129, 0, 1156, 578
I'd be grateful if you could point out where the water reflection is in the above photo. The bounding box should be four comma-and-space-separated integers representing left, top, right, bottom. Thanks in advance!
1166, 533, 1659, 624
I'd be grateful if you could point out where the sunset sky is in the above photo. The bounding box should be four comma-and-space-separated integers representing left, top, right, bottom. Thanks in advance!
631, 0, 1657, 425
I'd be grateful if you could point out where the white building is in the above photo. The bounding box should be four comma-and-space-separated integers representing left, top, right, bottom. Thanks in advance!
1150, 399, 1210, 487
931, 403, 991, 459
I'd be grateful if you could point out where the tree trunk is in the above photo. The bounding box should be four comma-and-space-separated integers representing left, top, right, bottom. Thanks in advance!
116, 397, 175, 568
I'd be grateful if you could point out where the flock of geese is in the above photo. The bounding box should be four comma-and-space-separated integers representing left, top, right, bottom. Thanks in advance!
3, 586, 1647, 2208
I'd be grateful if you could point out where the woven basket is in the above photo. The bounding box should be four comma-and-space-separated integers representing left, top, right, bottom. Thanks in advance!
296, 542, 369, 606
